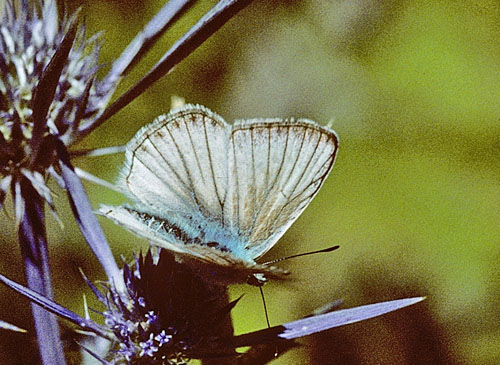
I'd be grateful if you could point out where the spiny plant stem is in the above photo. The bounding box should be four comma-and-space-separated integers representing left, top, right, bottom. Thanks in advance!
18, 181, 66, 365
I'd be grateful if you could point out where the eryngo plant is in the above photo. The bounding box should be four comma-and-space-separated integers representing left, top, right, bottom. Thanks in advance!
0, 249, 424, 364
0, 0, 257, 363
0, 2, 99, 180
0, 0, 426, 363
0, 1, 116, 362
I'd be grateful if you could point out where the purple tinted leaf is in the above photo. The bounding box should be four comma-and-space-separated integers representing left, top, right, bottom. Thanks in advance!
54, 139, 122, 288
305, 299, 344, 317
0, 319, 27, 333
81, 0, 254, 136
18, 181, 53, 297
30, 17, 78, 165
2, 1, 14, 21
231, 297, 425, 347
13, 179, 25, 226
47, 166, 66, 189
69, 145, 126, 158
278, 297, 425, 340
79, 268, 107, 304
17, 182, 66, 365
0, 272, 110, 338
42, 0, 59, 44
74, 167, 122, 193
20, 170, 54, 209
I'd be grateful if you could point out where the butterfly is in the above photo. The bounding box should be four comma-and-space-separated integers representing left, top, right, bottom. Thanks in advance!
100, 104, 339, 285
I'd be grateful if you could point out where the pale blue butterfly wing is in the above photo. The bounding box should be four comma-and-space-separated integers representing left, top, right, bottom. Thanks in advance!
120, 107, 230, 222
100, 205, 287, 283
229, 120, 338, 259
101, 104, 338, 283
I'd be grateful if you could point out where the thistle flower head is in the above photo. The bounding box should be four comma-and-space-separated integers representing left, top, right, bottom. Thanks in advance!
0, 0, 102, 216
100, 249, 237, 364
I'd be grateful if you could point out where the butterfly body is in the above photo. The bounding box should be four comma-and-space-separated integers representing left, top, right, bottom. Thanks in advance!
101, 105, 338, 284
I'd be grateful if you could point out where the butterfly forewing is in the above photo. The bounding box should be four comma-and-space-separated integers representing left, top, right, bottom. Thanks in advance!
228, 120, 338, 259
121, 107, 230, 222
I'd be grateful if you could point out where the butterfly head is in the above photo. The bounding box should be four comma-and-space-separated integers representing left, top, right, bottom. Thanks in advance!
247, 273, 268, 287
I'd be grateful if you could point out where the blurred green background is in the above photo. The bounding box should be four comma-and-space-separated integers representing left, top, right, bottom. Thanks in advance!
1, 0, 499, 363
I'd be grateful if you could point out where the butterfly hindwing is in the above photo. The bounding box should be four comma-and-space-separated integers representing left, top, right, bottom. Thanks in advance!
99, 205, 288, 284
228, 119, 338, 259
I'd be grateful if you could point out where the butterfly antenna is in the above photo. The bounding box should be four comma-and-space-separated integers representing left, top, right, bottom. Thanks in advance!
258, 287, 280, 357
262, 245, 340, 266
259, 286, 271, 329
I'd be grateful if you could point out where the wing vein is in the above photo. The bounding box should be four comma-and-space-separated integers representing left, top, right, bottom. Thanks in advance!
282, 126, 307, 198
286, 129, 322, 199
247, 125, 288, 244
164, 120, 203, 211
183, 113, 205, 186
134, 134, 193, 202
203, 114, 225, 223
260, 126, 306, 238
232, 134, 240, 233
269, 133, 336, 219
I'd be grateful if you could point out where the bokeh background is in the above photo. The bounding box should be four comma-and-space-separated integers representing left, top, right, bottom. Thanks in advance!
1, 0, 499, 363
